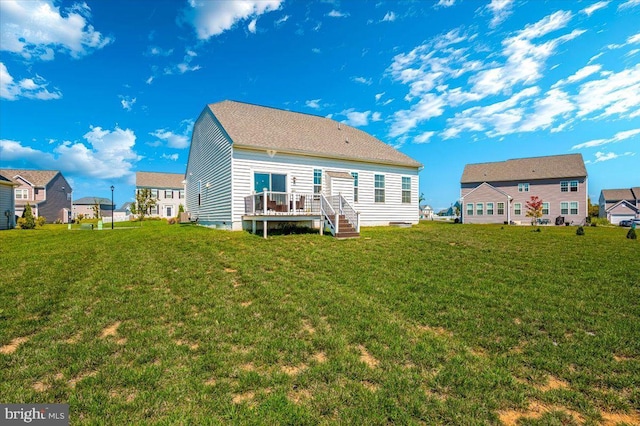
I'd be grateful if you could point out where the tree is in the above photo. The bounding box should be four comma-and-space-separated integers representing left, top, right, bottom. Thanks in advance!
131, 189, 157, 223
177, 203, 185, 218
91, 198, 101, 219
525, 195, 543, 226
587, 197, 599, 218
419, 193, 425, 204
19, 203, 36, 229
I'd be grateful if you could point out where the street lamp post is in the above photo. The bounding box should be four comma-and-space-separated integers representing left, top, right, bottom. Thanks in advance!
110, 185, 114, 230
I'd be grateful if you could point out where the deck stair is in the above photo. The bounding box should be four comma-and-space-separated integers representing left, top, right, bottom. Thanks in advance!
334, 214, 359, 238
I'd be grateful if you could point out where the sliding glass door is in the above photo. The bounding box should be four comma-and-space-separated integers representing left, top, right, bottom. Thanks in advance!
254, 172, 287, 193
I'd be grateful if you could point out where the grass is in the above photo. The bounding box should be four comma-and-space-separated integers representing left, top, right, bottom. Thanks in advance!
1, 221, 638, 425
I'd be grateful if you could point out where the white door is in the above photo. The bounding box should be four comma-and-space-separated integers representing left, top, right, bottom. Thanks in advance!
611, 214, 634, 225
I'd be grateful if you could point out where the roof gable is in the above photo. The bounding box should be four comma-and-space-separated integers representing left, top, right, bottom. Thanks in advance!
606, 199, 640, 213
461, 154, 586, 184
206, 101, 422, 168
601, 188, 636, 201
136, 172, 185, 189
0, 169, 60, 187
462, 182, 512, 199
74, 197, 113, 205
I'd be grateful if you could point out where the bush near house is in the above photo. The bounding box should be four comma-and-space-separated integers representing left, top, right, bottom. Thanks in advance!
0, 222, 638, 425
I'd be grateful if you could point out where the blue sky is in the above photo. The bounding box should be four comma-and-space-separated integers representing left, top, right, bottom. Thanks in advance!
1, 0, 639, 210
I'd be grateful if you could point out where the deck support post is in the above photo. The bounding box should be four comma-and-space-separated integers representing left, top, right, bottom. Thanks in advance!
263, 220, 267, 239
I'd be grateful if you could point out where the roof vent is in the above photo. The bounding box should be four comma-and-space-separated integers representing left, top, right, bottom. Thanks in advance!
345, 137, 349, 143
338, 123, 341, 130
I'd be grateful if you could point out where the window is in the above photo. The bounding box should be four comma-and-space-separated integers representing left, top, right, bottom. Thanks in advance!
570, 181, 578, 192
374, 174, 385, 203
466, 203, 474, 216
542, 202, 550, 215
561, 202, 569, 215
165, 190, 173, 198
514, 203, 522, 215
402, 177, 411, 203
476, 203, 484, 215
255, 172, 286, 192
15, 189, 28, 200
497, 202, 505, 215
198, 181, 202, 206
313, 169, 322, 194
487, 202, 494, 215
179, 190, 185, 199
570, 201, 578, 215
151, 189, 158, 198
518, 183, 529, 192
351, 172, 359, 203
560, 181, 568, 192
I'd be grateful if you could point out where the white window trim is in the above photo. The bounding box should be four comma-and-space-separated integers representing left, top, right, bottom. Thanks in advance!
487, 202, 494, 215
476, 202, 484, 215
401, 176, 411, 204
15, 188, 29, 200
466, 203, 474, 216
560, 201, 569, 215
374, 174, 385, 203
514, 202, 522, 215
518, 183, 530, 192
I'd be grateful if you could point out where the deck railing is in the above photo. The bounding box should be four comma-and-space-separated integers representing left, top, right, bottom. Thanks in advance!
327, 195, 360, 233
244, 192, 319, 215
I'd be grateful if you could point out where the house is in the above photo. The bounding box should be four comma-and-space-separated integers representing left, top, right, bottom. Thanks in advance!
0, 172, 18, 230
420, 205, 434, 220
599, 188, 640, 224
73, 197, 114, 219
460, 154, 588, 225
112, 202, 133, 223
185, 100, 422, 237
0, 169, 73, 224
135, 172, 185, 218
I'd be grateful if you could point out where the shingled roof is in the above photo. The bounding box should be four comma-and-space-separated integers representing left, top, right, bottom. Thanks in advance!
601, 188, 638, 201
461, 154, 586, 184
0, 169, 60, 187
136, 172, 185, 189
206, 101, 422, 168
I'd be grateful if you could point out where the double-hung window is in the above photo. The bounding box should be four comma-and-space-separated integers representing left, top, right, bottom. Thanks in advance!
165, 190, 173, 198
497, 202, 505, 215
560, 181, 568, 192
560, 202, 569, 215
570, 201, 578, 215
476, 203, 484, 215
514, 203, 522, 215
542, 202, 550, 215
313, 169, 322, 194
487, 202, 494, 215
570, 181, 578, 192
466, 203, 473, 216
401, 177, 411, 203
351, 172, 358, 203
518, 183, 529, 192
374, 174, 385, 203
15, 189, 28, 200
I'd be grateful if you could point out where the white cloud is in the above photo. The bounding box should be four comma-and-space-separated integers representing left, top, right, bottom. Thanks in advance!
275, 15, 289, 26
371, 112, 382, 122
340, 109, 371, 127
0, 62, 61, 100
165, 51, 202, 75
581, 1, 610, 16
618, 0, 640, 10
0, 0, 112, 60
162, 153, 179, 161
1, 126, 140, 180
311, 48, 321, 54
248, 18, 257, 33
305, 99, 321, 109
375, 92, 385, 102
627, 33, 640, 44
591, 151, 635, 163
518, 88, 575, 132
150, 120, 194, 149
382, 12, 396, 22
327, 10, 349, 18
146, 76, 154, 85
552, 64, 602, 87
390, 94, 446, 137
487, 0, 515, 28
119, 96, 136, 111
571, 128, 640, 150
182, 0, 282, 39
575, 64, 640, 118
414, 131, 435, 144
435, 0, 457, 8
146, 46, 173, 57
352, 76, 372, 85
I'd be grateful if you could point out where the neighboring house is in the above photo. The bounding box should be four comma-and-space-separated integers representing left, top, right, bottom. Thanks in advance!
0, 169, 73, 223
73, 197, 114, 219
135, 172, 185, 218
0, 172, 18, 230
112, 202, 133, 222
420, 205, 434, 220
185, 100, 422, 237
599, 188, 640, 224
460, 154, 588, 225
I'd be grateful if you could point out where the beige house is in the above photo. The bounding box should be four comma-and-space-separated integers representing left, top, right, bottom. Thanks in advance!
73, 197, 114, 219
135, 172, 185, 218
599, 188, 640, 224
185, 100, 422, 237
460, 154, 588, 225
0, 169, 73, 224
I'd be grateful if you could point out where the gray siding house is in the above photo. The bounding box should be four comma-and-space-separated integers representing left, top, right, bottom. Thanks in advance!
185, 100, 422, 237
0, 169, 73, 224
599, 188, 640, 224
135, 172, 185, 218
73, 197, 115, 219
460, 154, 588, 225
0, 172, 18, 230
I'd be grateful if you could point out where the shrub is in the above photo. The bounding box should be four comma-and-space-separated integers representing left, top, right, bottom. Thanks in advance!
627, 228, 637, 240
591, 217, 610, 226
36, 216, 47, 227
576, 226, 585, 236
19, 203, 36, 229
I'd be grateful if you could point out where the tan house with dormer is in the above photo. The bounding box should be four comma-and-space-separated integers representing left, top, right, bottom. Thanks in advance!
135, 172, 185, 218
599, 188, 640, 224
460, 154, 588, 225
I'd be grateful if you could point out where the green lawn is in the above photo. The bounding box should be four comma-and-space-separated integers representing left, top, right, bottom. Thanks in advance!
1, 221, 638, 425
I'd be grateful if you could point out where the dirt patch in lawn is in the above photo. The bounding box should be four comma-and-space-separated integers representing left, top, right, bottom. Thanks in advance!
240, 362, 256, 372
224, 268, 237, 273
68, 370, 97, 389
109, 388, 136, 402
536, 375, 569, 392
600, 411, 640, 425
498, 401, 584, 425
0, 336, 30, 355
100, 321, 121, 338
301, 319, 315, 334
361, 380, 380, 392
232, 391, 255, 405
416, 324, 452, 337
281, 363, 307, 376
288, 388, 312, 404
358, 345, 379, 369
613, 354, 633, 362
311, 351, 327, 363
33, 381, 50, 392
240, 301, 252, 307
